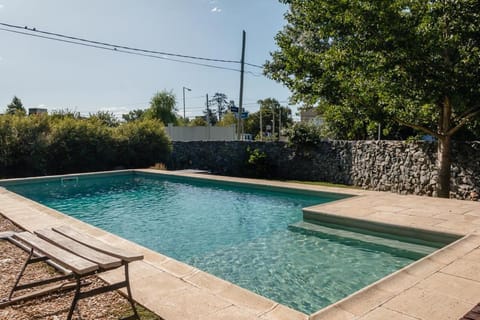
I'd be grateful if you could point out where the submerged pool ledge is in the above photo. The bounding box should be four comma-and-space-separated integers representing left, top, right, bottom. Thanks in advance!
1, 169, 480, 320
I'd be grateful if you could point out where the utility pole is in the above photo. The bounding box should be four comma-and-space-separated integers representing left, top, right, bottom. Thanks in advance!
206, 93, 211, 140
260, 107, 263, 141
238, 30, 246, 140
206, 94, 210, 126
279, 108, 282, 140
272, 110, 275, 141
182, 86, 191, 120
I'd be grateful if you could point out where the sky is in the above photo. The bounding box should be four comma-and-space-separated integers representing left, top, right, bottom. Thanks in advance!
0, 0, 295, 119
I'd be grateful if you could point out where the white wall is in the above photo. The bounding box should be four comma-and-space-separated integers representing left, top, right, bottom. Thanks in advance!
166, 124, 237, 141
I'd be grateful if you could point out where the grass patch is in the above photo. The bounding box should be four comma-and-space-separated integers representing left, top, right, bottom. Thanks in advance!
118, 303, 163, 320
286, 180, 361, 189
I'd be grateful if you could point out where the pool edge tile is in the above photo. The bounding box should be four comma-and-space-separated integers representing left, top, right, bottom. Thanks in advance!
217, 283, 278, 316
309, 306, 356, 320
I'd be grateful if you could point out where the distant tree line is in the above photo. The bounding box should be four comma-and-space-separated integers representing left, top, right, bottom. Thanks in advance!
121, 91, 293, 141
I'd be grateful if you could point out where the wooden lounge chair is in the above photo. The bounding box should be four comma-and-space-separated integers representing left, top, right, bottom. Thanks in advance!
0, 225, 144, 320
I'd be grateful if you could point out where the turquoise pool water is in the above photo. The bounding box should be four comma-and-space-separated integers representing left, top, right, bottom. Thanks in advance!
4, 173, 441, 314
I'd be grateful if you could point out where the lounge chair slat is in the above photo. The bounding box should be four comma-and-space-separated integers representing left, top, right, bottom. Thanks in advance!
35, 229, 122, 269
13, 232, 98, 275
53, 226, 143, 262
0, 231, 15, 239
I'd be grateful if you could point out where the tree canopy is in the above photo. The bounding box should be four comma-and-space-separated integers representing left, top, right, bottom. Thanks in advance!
244, 98, 292, 140
209, 93, 229, 121
145, 90, 178, 125
265, 0, 480, 197
122, 109, 145, 122
6, 96, 26, 116
89, 111, 119, 127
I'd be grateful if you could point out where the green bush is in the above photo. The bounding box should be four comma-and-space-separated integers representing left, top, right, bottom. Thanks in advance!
0, 115, 49, 177
46, 117, 115, 174
114, 119, 172, 168
245, 147, 271, 178
285, 122, 323, 147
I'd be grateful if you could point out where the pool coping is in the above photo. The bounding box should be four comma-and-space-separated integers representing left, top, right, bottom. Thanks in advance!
0, 169, 479, 320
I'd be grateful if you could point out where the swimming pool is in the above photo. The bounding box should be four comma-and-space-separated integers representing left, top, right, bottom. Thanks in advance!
3, 172, 443, 314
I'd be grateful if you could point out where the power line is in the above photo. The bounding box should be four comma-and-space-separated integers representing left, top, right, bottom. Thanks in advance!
0, 27, 249, 73
0, 22, 240, 64
244, 62, 263, 69
0, 22, 265, 69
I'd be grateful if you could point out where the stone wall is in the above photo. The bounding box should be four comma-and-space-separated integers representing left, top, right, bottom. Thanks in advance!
167, 141, 480, 199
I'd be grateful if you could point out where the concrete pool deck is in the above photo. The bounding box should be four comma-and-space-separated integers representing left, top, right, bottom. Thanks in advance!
0, 169, 479, 320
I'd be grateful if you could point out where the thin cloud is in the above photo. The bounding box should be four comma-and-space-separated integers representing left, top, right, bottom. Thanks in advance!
101, 106, 129, 119
0, 4, 4, 9
211, 7, 222, 13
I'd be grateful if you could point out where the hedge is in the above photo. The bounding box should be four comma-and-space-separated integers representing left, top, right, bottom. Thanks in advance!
0, 114, 171, 178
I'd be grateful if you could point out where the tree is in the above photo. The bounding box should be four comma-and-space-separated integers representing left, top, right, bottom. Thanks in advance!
244, 98, 292, 140
209, 93, 229, 121
317, 104, 416, 140
89, 111, 119, 127
217, 112, 237, 127
189, 116, 207, 126
265, 0, 480, 197
203, 107, 218, 126
6, 96, 26, 116
145, 90, 178, 125
122, 109, 146, 122
49, 109, 82, 120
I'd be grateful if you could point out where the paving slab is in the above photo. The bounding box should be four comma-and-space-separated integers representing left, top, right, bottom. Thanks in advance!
429, 236, 479, 264
383, 287, 472, 320
144, 288, 232, 320
357, 307, 418, 320
404, 257, 445, 278
260, 304, 308, 320
198, 305, 257, 320
310, 306, 356, 320
441, 258, 480, 282
461, 247, 480, 262
334, 286, 394, 317
416, 272, 480, 305
183, 270, 232, 294
217, 283, 278, 316
159, 258, 198, 278
373, 270, 421, 295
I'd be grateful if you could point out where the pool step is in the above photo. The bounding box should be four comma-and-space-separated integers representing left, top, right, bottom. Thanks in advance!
288, 221, 437, 256
61, 176, 79, 187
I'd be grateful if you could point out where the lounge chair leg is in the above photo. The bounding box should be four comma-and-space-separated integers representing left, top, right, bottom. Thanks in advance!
124, 263, 140, 320
67, 276, 81, 320
8, 248, 34, 300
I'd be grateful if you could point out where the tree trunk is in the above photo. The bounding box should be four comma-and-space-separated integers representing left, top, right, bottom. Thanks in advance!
437, 135, 451, 198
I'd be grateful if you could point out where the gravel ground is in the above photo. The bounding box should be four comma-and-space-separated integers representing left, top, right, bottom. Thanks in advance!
0, 215, 161, 320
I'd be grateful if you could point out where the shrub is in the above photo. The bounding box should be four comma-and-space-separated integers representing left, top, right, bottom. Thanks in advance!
46, 117, 115, 174
114, 119, 172, 168
285, 122, 323, 148
245, 147, 271, 178
0, 115, 50, 177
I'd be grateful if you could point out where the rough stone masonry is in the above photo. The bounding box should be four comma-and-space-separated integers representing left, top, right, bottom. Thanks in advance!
168, 141, 480, 200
